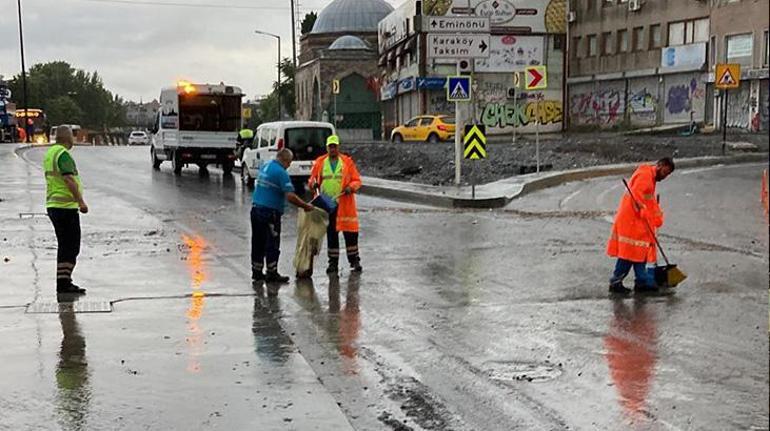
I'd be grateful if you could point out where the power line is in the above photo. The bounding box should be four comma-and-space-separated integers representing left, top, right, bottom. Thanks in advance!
81, 0, 291, 11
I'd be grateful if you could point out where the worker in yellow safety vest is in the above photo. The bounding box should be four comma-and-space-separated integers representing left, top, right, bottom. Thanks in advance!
236, 128, 254, 159
44, 126, 89, 295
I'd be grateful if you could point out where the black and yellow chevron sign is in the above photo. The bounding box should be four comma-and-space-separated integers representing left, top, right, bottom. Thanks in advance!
463, 124, 487, 160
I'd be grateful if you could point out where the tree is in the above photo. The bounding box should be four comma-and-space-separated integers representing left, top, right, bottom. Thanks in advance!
301, 12, 317, 35
8, 61, 127, 129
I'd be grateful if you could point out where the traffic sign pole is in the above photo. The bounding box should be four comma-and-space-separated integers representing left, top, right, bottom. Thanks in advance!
536, 95, 540, 173
722, 89, 728, 155
454, 62, 462, 186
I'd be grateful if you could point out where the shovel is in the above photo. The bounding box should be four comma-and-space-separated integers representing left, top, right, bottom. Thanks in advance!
622, 179, 688, 288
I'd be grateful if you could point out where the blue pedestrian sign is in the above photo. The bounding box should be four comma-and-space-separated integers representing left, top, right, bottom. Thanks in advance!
447, 76, 471, 102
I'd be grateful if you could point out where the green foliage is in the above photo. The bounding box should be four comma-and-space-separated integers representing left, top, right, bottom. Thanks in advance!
300, 12, 317, 35
259, 57, 296, 122
8, 61, 126, 129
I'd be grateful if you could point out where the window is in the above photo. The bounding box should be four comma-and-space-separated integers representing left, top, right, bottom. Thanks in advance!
726, 33, 754, 65
668, 18, 709, 46
572, 36, 582, 59
588, 34, 598, 56
633, 26, 645, 51
649, 24, 662, 49
710, 35, 717, 66
179, 94, 241, 132
284, 127, 331, 161
601, 31, 613, 55
764, 30, 769, 66
405, 118, 419, 128
618, 29, 629, 53
553, 35, 564, 51
419, 118, 434, 126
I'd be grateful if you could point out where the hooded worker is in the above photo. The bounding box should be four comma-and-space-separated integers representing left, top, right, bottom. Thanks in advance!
308, 135, 363, 274
607, 157, 675, 294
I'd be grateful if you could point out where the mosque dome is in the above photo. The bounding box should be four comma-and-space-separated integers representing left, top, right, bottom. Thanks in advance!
311, 0, 394, 34
329, 35, 371, 50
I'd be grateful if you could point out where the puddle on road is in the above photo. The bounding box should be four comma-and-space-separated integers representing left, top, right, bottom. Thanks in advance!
181, 235, 208, 373
483, 360, 564, 383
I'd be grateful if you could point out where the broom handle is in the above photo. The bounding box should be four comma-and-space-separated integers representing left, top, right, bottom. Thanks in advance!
622, 179, 672, 266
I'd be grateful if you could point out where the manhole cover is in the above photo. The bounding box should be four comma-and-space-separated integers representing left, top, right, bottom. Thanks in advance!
26, 300, 113, 314
484, 361, 563, 383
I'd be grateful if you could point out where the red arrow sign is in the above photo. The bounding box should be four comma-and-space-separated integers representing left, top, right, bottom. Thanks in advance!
525, 66, 547, 90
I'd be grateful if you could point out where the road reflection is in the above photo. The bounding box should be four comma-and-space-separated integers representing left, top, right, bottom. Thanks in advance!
55, 300, 91, 431
604, 298, 658, 422
182, 235, 208, 373
252, 282, 292, 365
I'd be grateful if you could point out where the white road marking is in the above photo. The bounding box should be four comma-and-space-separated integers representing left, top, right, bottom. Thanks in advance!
681, 162, 767, 176
559, 188, 582, 209
597, 183, 621, 208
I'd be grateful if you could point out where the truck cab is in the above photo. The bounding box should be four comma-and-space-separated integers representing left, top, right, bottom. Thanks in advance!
151, 81, 243, 176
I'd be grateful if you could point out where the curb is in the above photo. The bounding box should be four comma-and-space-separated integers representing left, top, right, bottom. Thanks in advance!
361, 153, 769, 209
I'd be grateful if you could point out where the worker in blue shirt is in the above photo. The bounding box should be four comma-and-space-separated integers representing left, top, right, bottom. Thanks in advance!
252, 148, 314, 283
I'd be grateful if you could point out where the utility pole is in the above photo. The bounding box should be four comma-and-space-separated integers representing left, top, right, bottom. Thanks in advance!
17, 0, 30, 143
290, 0, 297, 69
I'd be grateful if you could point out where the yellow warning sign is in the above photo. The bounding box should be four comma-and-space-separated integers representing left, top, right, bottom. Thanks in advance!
715, 64, 740, 90
332, 80, 341, 95
242, 107, 252, 119
463, 124, 487, 160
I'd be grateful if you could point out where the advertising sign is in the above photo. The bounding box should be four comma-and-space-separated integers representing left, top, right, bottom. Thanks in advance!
660, 42, 706, 69
474, 35, 544, 72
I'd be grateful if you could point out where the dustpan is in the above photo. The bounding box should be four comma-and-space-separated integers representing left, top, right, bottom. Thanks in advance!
623, 180, 687, 288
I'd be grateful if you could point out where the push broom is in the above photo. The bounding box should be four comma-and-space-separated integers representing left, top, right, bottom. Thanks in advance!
622, 179, 687, 288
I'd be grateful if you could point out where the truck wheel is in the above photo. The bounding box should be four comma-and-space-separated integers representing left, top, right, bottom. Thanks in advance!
241, 163, 255, 189
151, 147, 162, 170
222, 160, 234, 175
172, 151, 182, 176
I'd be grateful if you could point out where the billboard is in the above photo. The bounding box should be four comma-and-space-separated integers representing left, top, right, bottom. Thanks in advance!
422, 0, 567, 34
378, 1, 416, 53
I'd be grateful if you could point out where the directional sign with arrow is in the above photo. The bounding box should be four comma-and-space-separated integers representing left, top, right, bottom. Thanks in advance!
428, 34, 491, 59
463, 124, 487, 160
525, 65, 547, 90
428, 17, 490, 33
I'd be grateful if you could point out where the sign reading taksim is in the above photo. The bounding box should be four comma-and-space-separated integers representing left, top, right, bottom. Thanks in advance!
447, 76, 472, 102
525, 65, 548, 90
715, 63, 740, 90
428, 34, 491, 59
428, 16, 490, 33
332, 80, 341, 95
463, 124, 487, 160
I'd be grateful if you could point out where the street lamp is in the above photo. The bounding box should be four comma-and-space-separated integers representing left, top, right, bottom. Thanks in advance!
16, 0, 30, 143
255, 30, 282, 121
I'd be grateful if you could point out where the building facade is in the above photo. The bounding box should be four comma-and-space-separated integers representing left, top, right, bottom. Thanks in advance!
295, 0, 392, 140
379, 0, 568, 137
567, 0, 768, 131
125, 99, 160, 129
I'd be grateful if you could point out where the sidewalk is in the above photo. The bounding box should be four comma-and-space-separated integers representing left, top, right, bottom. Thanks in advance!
360, 152, 769, 208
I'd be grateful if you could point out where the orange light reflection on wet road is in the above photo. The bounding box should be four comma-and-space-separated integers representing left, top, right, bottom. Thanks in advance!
182, 235, 208, 373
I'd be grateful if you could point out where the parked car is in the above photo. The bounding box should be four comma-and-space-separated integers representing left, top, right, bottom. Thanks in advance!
128, 130, 150, 145
240, 121, 335, 189
391, 115, 456, 143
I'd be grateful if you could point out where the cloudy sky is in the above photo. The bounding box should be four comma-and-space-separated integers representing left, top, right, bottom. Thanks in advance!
0, 0, 400, 102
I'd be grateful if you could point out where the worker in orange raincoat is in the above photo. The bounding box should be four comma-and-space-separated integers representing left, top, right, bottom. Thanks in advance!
308, 135, 363, 274
607, 158, 675, 294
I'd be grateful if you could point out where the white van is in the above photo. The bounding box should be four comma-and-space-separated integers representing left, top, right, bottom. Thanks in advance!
240, 121, 335, 188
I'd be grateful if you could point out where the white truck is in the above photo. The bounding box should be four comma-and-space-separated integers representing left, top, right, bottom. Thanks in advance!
150, 81, 242, 175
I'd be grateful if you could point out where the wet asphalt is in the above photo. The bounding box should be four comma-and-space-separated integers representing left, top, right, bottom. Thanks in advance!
1, 145, 768, 430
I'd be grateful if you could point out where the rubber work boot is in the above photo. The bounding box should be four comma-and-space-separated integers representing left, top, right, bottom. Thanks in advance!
634, 281, 659, 293
57, 282, 86, 295
608, 281, 631, 294
265, 272, 290, 284
350, 259, 363, 273
252, 271, 264, 282
327, 259, 339, 275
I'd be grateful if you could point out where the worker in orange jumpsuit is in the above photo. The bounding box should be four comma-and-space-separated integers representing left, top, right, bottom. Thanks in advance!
308, 135, 363, 275
607, 158, 675, 294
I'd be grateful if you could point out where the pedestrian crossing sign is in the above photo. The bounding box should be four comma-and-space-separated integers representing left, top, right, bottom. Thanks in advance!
463, 124, 487, 160
715, 64, 740, 90
447, 76, 471, 102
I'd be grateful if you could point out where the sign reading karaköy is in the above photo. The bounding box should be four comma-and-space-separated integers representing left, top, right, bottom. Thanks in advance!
422, 0, 567, 34
463, 124, 487, 160
525, 65, 547, 90
447, 76, 472, 102
428, 34, 490, 59
428, 16, 490, 33
715, 64, 740, 90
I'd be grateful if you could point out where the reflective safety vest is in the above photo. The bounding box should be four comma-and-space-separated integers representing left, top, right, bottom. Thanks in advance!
44, 145, 82, 209
309, 154, 362, 232
239, 129, 254, 140
321, 158, 344, 201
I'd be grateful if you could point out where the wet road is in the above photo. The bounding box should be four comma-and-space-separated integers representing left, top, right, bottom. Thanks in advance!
2, 145, 768, 430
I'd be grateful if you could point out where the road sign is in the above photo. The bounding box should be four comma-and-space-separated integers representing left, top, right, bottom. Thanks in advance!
447, 76, 471, 102
513, 72, 521, 88
428, 34, 490, 59
242, 107, 252, 119
525, 66, 547, 90
715, 64, 740, 90
332, 80, 340, 95
463, 124, 487, 160
428, 16, 490, 33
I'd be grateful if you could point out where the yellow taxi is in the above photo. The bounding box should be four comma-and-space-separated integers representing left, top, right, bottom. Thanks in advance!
391, 115, 456, 143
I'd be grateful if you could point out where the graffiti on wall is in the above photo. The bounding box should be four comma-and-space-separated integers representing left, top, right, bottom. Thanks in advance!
480, 99, 563, 128
665, 78, 703, 114
429, 93, 455, 115
726, 84, 751, 129
760, 81, 769, 131
569, 88, 625, 126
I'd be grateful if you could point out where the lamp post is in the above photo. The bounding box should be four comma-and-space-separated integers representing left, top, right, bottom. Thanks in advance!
255, 30, 282, 121
16, 0, 30, 143
289, 0, 297, 70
